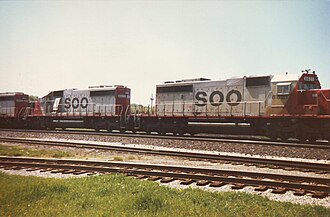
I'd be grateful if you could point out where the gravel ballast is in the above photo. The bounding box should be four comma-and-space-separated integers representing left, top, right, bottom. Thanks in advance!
0, 130, 329, 160
0, 130, 329, 207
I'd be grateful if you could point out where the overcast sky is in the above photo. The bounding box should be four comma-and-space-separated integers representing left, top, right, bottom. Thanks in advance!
0, 0, 329, 105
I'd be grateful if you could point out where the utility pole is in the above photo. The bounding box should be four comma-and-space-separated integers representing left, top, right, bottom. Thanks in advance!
150, 94, 154, 114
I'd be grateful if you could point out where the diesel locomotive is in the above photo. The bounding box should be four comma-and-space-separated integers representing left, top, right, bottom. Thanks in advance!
0, 70, 329, 142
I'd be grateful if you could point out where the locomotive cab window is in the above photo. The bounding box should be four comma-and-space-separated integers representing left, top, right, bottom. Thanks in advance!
277, 83, 291, 95
298, 82, 320, 91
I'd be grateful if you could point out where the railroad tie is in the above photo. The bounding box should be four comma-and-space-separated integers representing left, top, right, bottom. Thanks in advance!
39, 168, 53, 172
301, 169, 314, 173
147, 176, 161, 181
268, 166, 280, 169
293, 189, 307, 196
271, 187, 287, 194
160, 177, 176, 183
231, 183, 246, 190
315, 171, 328, 175
26, 168, 41, 171
61, 170, 77, 174
311, 192, 329, 199
134, 175, 148, 179
209, 181, 227, 187
196, 180, 210, 186
180, 179, 195, 185
283, 167, 297, 171
254, 186, 269, 192
50, 169, 66, 173
11, 166, 23, 170
72, 170, 88, 175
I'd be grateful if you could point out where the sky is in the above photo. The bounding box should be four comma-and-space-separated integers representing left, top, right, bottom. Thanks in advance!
0, 0, 329, 105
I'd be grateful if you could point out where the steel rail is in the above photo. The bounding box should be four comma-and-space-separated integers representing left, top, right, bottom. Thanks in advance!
1, 156, 329, 185
1, 137, 329, 173
0, 156, 329, 196
0, 129, 329, 149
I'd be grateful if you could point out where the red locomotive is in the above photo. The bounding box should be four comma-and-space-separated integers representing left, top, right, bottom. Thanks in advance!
0, 70, 329, 142
153, 70, 330, 141
0, 92, 29, 127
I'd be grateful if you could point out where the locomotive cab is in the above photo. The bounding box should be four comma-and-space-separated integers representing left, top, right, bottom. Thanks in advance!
296, 72, 330, 115
297, 72, 321, 91
0, 92, 29, 118
269, 70, 329, 115
295, 72, 322, 114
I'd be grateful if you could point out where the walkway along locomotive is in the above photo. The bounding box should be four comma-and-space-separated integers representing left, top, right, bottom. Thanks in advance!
0, 70, 329, 142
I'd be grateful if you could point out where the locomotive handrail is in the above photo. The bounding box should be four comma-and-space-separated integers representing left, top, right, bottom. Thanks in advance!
155, 100, 265, 117
124, 105, 130, 117
46, 102, 122, 117
318, 91, 330, 102
17, 107, 29, 119
264, 91, 273, 107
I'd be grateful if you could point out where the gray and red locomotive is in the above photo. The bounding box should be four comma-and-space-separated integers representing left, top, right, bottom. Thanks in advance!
1, 70, 329, 142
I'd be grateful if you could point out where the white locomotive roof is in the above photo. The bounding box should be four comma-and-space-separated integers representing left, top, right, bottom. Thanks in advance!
164, 78, 210, 84
0, 92, 26, 96
88, 85, 124, 89
58, 85, 125, 92
271, 73, 300, 83
159, 74, 272, 86
44, 86, 123, 97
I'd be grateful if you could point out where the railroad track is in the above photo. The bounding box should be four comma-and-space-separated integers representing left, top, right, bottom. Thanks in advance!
1, 156, 329, 198
1, 137, 329, 173
0, 129, 329, 149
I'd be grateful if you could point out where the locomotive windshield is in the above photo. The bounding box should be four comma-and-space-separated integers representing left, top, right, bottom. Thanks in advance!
298, 82, 321, 91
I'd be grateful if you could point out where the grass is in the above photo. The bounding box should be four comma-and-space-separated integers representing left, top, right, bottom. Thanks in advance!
127, 155, 136, 160
0, 144, 140, 161
0, 144, 73, 158
0, 172, 329, 217
113, 156, 124, 161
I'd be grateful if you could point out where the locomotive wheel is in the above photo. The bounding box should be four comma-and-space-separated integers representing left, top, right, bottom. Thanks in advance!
307, 135, 317, 143
268, 132, 278, 141
279, 133, 289, 142
106, 123, 113, 133
297, 133, 307, 143
158, 125, 166, 135
177, 127, 185, 136
178, 131, 185, 136
145, 126, 151, 134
